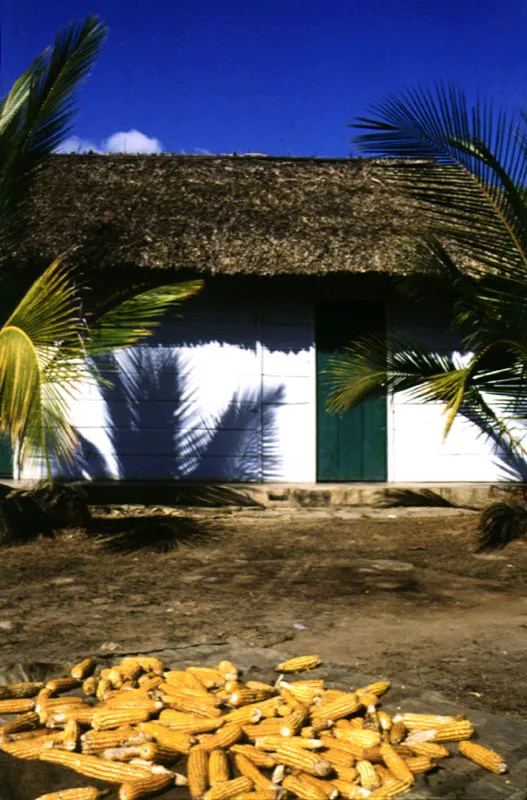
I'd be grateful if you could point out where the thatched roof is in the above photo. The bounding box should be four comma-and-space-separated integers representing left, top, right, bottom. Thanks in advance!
19, 154, 425, 277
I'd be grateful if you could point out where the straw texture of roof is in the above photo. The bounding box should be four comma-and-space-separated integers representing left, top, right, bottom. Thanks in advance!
20, 154, 425, 276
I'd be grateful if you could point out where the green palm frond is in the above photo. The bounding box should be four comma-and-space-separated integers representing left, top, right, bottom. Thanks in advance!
351, 83, 527, 282
0, 17, 107, 252
87, 280, 204, 353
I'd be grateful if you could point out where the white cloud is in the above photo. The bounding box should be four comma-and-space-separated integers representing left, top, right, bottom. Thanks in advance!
55, 136, 101, 154
103, 129, 163, 154
55, 129, 164, 155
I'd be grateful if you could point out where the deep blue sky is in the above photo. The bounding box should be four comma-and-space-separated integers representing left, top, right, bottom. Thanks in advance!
3, 0, 527, 157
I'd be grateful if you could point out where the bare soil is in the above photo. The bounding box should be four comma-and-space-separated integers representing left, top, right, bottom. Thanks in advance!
0, 505, 525, 721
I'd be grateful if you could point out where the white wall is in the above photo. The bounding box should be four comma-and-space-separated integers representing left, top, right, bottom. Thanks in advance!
25, 295, 316, 482
387, 299, 525, 482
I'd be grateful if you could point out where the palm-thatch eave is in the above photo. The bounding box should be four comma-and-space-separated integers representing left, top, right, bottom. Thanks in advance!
18, 153, 428, 277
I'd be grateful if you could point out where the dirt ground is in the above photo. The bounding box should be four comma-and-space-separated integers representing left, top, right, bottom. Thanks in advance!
0, 504, 525, 722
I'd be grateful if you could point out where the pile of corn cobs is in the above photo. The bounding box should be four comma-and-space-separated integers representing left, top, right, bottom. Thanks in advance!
0, 654, 509, 800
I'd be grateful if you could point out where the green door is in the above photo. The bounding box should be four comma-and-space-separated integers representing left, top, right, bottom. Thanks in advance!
0, 434, 13, 477
316, 300, 387, 481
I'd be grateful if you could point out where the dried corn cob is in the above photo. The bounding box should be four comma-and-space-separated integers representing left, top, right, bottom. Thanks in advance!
280, 706, 309, 736
377, 712, 392, 732
70, 658, 96, 682
209, 747, 229, 784
217, 661, 239, 682
184, 671, 207, 691
203, 776, 253, 799
119, 661, 143, 683
1, 731, 64, 758
0, 711, 40, 738
274, 656, 321, 673
458, 740, 508, 774
429, 720, 475, 743
46, 677, 81, 695
0, 698, 35, 714
138, 722, 194, 754
234, 752, 275, 791
92, 707, 152, 731
0, 681, 43, 699
82, 677, 98, 697
158, 710, 224, 734
232, 794, 279, 800
274, 743, 332, 776
1, 727, 49, 742
133, 657, 165, 675
311, 693, 361, 722
388, 721, 406, 745
330, 779, 371, 799
242, 719, 283, 740
255, 735, 322, 751
100, 746, 143, 762
53, 706, 97, 728
222, 705, 262, 725
318, 747, 356, 769
138, 741, 181, 764
229, 744, 277, 768
160, 692, 222, 717
333, 728, 381, 749
380, 743, 414, 784
137, 675, 162, 692
162, 670, 189, 687
390, 745, 414, 759
81, 727, 144, 755
39, 748, 154, 782
404, 755, 435, 773
407, 741, 450, 759
194, 722, 243, 751
394, 713, 456, 731
35, 790, 107, 800
282, 774, 327, 799
369, 778, 414, 798
228, 687, 274, 707
332, 764, 359, 782
185, 667, 224, 689
356, 682, 390, 698
188, 747, 210, 797
356, 759, 381, 790
118, 771, 174, 800
294, 771, 338, 799
96, 679, 113, 702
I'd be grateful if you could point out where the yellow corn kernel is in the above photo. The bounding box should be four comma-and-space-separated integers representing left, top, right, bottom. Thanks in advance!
458, 740, 508, 774
0, 711, 40, 738
53, 705, 98, 728
96, 678, 113, 702
194, 722, 243, 751
369, 778, 414, 798
183, 671, 207, 691
161, 670, 187, 687
404, 755, 435, 773
274, 742, 332, 776
391, 745, 414, 759
232, 794, 279, 800
35, 790, 106, 800
274, 655, 321, 673
359, 693, 381, 709
160, 692, 222, 717
330, 778, 371, 798
374, 764, 393, 785
333, 765, 359, 782
0, 681, 43, 699
100, 746, 143, 762
217, 661, 239, 682
138, 722, 195, 754
117, 771, 174, 800
395, 713, 457, 731
234, 752, 275, 790
203, 776, 253, 800
0, 698, 35, 714
81, 727, 143, 755
246, 680, 275, 692
430, 720, 475, 743
227, 687, 273, 707
380, 743, 414, 784
138, 741, 181, 764
70, 658, 97, 681
1, 731, 64, 759
186, 667, 224, 689
82, 677, 98, 697
229, 744, 277, 768
137, 675, 163, 692
133, 656, 166, 675
282, 774, 327, 799
158, 710, 224, 733
46, 677, 80, 695
223, 705, 262, 725
407, 741, 450, 759
92, 706, 152, 731
280, 706, 309, 736
311, 693, 361, 722
377, 712, 392, 732
356, 759, 381, 790
316, 746, 356, 769
356, 682, 390, 698
119, 661, 143, 683
39, 748, 154, 782
60, 719, 81, 752
188, 746, 210, 798
295, 771, 339, 799
333, 728, 381, 749
388, 720, 406, 745
209, 747, 230, 784
242, 719, 283, 740
255, 735, 321, 751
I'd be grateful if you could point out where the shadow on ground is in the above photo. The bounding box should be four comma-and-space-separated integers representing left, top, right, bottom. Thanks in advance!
89, 514, 211, 553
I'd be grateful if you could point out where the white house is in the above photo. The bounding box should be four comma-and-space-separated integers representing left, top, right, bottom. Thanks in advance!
10, 153, 523, 484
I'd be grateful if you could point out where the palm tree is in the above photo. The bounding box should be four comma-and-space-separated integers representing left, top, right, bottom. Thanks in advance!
329, 84, 527, 548
0, 17, 202, 482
